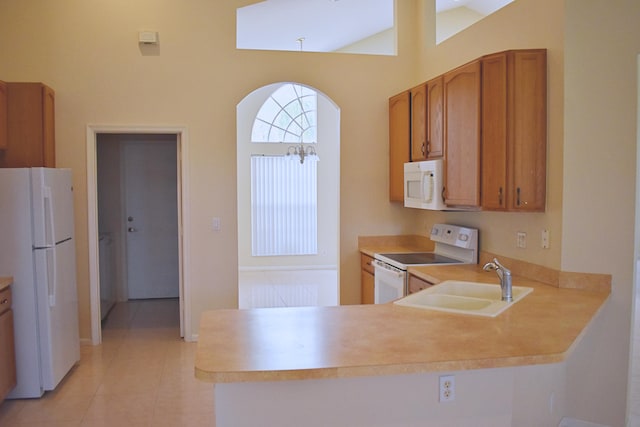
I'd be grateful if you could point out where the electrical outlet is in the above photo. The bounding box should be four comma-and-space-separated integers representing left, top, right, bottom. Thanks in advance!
516, 232, 527, 248
439, 375, 455, 402
541, 229, 550, 249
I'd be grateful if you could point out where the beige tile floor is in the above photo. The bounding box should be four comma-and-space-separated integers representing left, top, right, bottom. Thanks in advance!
0, 299, 215, 426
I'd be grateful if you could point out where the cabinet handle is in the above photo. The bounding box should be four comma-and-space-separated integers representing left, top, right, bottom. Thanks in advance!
516, 187, 521, 206
421, 142, 426, 156
499, 187, 503, 205
441, 186, 446, 203
0, 298, 8, 305
426, 141, 430, 156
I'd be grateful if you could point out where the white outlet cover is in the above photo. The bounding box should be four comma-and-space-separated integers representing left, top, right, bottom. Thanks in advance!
517, 232, 527, 248
439, 375, 455, 402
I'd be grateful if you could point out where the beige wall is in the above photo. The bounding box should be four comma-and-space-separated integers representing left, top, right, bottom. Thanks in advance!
0, 0, 421, 340
562, 1, 640, 424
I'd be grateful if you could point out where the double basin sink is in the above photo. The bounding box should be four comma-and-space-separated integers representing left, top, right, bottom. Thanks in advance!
394, 280, 533, 317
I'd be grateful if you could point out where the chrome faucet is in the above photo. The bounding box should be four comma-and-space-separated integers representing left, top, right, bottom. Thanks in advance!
483, 258, 513, 302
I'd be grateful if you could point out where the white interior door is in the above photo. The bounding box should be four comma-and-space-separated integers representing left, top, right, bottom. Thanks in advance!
124, 141, 179, 299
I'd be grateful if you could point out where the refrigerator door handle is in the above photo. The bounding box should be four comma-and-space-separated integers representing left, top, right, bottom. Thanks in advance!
43, 186, 56, 248
46, 246, 57, 307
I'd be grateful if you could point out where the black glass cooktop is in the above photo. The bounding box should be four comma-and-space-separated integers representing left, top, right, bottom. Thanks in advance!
377, 252, 461, 265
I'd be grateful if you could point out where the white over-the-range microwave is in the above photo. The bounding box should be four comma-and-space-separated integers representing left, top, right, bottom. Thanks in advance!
404, 159, 447, 210
404, 159, 478, 211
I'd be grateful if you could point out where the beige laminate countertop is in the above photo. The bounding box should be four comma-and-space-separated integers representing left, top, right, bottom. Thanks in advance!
0, 277, 12, 292
195, 264, 609, 384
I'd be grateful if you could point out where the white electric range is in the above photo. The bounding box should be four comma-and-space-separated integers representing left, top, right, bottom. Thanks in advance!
372, 224, 479, 303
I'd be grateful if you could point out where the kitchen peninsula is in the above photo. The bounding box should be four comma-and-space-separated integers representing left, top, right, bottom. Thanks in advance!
195, 261, 610, 426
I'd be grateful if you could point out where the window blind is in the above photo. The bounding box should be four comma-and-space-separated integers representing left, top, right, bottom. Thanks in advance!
251, 155, 318, 256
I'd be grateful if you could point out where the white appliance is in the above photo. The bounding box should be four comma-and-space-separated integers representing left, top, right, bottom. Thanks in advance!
0, 168, 80, 398
404, 159, 446, 210
372, 224, 478, 304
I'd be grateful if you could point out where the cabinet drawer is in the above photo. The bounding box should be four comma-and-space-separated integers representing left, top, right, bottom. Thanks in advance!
408, 274, 434, 294
0, 287, 11, 315
361, 253, 375, 275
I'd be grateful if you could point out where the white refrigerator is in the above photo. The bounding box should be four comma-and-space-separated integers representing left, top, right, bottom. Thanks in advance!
0, 167, 80, 398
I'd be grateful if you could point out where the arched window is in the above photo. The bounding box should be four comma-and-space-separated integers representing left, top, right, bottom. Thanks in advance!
251, 84, 317, 144
250, 83, 319, 257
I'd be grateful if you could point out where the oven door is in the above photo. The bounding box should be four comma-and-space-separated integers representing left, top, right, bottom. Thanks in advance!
372, 260, 406, 304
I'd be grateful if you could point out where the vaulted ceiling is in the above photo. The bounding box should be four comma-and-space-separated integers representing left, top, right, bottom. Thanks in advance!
236, 0, 514, 53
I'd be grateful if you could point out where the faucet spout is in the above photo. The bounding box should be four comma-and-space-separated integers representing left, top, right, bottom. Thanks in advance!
482, 258, 513, 302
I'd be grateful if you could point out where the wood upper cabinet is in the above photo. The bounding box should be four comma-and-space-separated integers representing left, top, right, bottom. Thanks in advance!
481, 49, 547, 211
0, 286, 16, 403
0, 81, 7, 150
443, 60, 481, 208
410, 78, 443, 162
360, 253, 375, 304
0, 82, 55, 168
388, 90, 410, 202
426, 76, 444, 159
410, 83, 427, 161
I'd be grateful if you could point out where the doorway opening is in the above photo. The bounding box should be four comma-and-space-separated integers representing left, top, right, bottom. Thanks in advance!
86, 126, 190, 344
627, 53, 640, 425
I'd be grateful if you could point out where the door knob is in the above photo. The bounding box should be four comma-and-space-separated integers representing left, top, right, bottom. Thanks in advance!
128, 227, 137, 232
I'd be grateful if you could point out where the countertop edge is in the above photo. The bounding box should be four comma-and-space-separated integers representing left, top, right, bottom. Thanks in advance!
195, 353, 570, 384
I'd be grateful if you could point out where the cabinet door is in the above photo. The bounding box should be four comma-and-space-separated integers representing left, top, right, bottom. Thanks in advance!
426, 76, 444, 158
0, 81, 7, 150
361, 254, 375, 304
410, 83, 427, 161
509, 50, 546, 211
443, 60, 481, 207
0, 82, 55, 168
481, 50, 547, 212
0, 305, 17, 402
361, 270, 375, 304
42, 85, 56, 168
481, 53, 509, 210
389, 91, 411, 202
408, 274, 434, 294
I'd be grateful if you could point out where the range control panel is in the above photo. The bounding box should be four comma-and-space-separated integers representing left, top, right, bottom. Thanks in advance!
430, 224, 478, 250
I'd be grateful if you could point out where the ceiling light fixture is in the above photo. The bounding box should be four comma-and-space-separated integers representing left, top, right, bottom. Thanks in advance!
285, 38, 319, 165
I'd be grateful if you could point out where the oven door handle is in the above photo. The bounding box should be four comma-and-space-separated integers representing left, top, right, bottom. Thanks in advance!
372, 260, 404, 277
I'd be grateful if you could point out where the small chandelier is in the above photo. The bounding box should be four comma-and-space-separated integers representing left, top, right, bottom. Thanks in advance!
286, 144, 318, 164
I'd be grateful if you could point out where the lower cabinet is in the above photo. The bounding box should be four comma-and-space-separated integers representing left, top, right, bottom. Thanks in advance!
361, 254, 375, 304
408, 274, 435, 294
0, 81, 7, 150
0, 285, 16, 403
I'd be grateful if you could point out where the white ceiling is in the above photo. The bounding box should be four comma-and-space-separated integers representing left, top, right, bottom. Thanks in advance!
236, 0, 515, 53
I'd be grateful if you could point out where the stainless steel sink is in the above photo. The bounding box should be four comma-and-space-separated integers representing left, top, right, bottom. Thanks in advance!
393, 280, 533, 317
